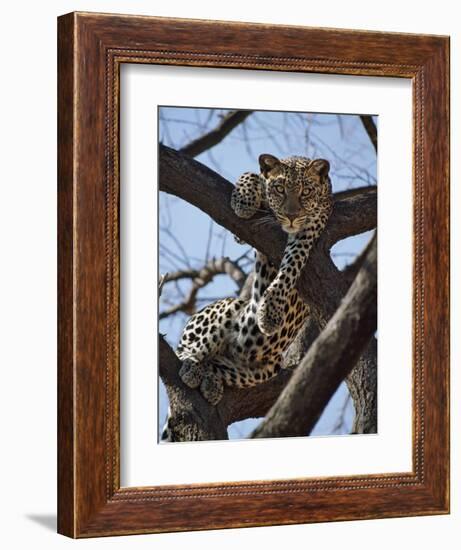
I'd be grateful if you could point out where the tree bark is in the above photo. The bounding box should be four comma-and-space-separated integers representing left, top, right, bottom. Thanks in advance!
159, 336, 228, 441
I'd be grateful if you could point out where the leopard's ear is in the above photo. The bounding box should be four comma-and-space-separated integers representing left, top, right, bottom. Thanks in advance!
310, 159, 330, 177
259, 154, 281, 178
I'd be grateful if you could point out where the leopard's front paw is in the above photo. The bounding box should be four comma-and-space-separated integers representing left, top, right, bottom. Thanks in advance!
230, 173, 262, 219
200, 371, 224, 405
179, 359, 203, 389
231, 194, 258, 219
257, 290, 284, 336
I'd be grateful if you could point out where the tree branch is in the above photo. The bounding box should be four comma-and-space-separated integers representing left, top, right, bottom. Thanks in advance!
359, 115, 378, 152
160, 334, 296, 437
179, 110, 253, 157
252, 235, 377, 438
160, 257, 246, 318
160, 145, 376, 259
159, 336, 228, 441
341, 239, 373, 287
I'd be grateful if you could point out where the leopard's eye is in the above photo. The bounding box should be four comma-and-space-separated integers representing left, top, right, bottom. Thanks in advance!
274, 184, 285, 194
302, 187, 312, 197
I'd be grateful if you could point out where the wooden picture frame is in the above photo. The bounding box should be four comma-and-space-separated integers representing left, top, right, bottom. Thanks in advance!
57, 12, 450, 537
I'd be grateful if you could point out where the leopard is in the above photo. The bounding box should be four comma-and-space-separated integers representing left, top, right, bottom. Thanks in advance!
165, 153, 332, 421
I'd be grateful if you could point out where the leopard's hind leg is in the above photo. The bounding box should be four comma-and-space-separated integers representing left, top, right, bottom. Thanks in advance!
205, 252, 283, 391
211, 354, 284, 392
176, 297, 245, 392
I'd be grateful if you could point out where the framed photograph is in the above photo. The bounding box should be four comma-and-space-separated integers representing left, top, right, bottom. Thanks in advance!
58, 12, 449, 537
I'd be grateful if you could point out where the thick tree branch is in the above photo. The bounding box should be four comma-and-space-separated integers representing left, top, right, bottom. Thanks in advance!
159, 336, 228, 441
324, 186, 377, 247
160, 334, 295, 436
252, 235, 377, 438
160, 145, 376, 259
179, 110, 253, 157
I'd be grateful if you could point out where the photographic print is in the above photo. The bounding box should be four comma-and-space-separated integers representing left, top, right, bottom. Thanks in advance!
158, 107, 377, 443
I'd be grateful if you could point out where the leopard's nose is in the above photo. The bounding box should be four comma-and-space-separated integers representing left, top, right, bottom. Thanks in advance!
284, 203, 299, 222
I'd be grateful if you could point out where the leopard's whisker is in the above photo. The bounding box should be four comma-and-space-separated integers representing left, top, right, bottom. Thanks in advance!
253, 216, 277, 228
253, 214, 274, 222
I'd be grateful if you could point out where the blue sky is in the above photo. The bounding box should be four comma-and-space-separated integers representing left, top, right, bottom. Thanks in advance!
158, 107, 377, 440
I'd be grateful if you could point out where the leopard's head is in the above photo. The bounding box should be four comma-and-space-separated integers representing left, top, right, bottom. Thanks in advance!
259, 154, 332, 234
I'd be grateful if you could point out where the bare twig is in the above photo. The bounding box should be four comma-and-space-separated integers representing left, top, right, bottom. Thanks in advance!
330, 393, 352, 435
160, 257, 246, 319
161, 226, 192, 269
158, 273, 167, 297
180, 110, 253, 157
159, 268, 201, 283
204, 219, 214, 262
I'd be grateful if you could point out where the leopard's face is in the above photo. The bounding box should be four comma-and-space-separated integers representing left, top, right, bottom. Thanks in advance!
259, 154, 332, 234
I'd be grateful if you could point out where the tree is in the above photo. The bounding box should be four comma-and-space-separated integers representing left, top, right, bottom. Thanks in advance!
158, 109, 377, 441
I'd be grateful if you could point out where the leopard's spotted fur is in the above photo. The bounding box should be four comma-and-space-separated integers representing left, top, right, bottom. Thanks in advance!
167, 154, 332, 420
